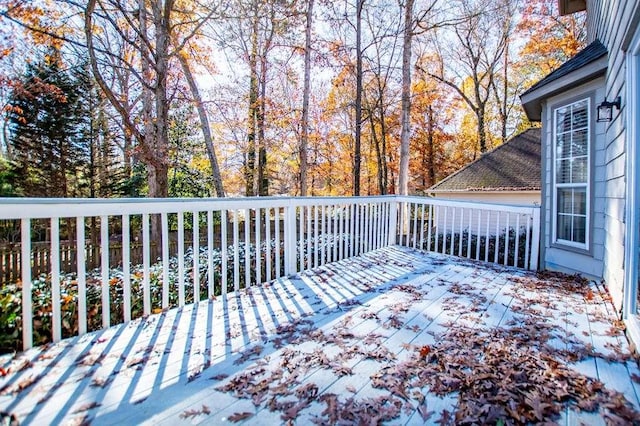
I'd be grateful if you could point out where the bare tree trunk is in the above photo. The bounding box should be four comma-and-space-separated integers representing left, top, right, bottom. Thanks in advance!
177, 53, 226, 197
353, 0, 363, 196
299, 0, 314, 196
427, 105, 435, 185
245, 3, 259, 196
398, 0, 413, 196
257, 59, 268, 196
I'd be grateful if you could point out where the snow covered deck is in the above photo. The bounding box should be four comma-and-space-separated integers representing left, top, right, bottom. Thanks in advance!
1, 246, 639, 425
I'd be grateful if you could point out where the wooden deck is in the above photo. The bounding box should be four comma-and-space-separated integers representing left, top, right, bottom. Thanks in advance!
1, 246, 639, 425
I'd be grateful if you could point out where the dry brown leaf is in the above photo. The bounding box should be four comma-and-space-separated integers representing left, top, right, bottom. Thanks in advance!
228, 412, 253, 422
72, 402, 101, 414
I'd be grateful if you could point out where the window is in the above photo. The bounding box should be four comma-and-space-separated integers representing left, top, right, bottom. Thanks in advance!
553, 98, 590, 248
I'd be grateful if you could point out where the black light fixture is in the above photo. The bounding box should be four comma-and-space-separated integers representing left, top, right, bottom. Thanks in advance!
597, 96, 621, 122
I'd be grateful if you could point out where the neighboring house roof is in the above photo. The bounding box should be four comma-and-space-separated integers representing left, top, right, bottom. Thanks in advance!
520, 40, 608, 121
429, 128, 541, 192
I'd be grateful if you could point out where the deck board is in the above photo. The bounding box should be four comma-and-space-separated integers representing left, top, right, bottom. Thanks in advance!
1, 246, 639, 425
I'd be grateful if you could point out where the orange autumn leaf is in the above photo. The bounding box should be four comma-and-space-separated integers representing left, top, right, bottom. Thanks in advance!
585, 289, 594, 301
419, 345, 431, 358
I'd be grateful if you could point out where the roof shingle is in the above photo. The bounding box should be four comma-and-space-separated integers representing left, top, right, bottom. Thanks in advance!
429, 128, 541, 192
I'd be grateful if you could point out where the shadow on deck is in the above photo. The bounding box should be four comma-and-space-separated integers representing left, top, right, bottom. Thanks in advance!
1, 246, 639, 425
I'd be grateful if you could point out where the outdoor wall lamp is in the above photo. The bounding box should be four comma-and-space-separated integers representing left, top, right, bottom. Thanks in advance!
596, 96, 621, 122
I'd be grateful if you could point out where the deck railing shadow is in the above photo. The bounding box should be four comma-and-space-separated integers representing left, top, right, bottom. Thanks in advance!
25, 247, 435, 423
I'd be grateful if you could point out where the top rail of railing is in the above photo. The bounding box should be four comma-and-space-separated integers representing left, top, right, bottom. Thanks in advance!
0, 195, 397, 219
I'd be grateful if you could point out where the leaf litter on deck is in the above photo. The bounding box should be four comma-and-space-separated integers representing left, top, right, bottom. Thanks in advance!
214, 269, 640, 424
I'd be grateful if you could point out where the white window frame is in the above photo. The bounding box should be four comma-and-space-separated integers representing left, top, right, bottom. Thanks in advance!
552, 97, 591, 250
624, 23, 640, 339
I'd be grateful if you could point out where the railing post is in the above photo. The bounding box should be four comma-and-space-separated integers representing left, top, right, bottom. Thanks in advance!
21, 218, 32, 350
284, 201, 298, 276
529, 207, 541, 270
387, 199, 398, 246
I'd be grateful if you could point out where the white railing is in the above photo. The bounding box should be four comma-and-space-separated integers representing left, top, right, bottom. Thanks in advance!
0, 196, 396, 350
394, 196, 540, 271
0, 195, 540, 350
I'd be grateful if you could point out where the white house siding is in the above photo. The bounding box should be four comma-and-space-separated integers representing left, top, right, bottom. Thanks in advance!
584, 0, 639, 310
428, 192, 540, 237
540, 78, 606, 281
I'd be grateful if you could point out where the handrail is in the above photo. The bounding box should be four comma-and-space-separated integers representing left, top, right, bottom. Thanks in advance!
0, 195, 540, 351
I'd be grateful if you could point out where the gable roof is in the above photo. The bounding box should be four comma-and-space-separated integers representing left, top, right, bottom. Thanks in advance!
429, 128, 541, 192
520, 40, 608, 121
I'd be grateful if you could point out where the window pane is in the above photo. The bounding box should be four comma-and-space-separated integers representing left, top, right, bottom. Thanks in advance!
557, 188, 573, 213
556, 159, 571, 183
553, 98, 590, 248
556, 108, 571, 133
574, 188, 587, 215
557, 133, 570, 158
572, 130, 588, 156
572, 158, 588, 183
557, 214, 571, 241
573, 216, 586, 243
572, 101, 589, 128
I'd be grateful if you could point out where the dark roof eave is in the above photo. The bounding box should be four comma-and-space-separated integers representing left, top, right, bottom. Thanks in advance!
520, 49, 607, 121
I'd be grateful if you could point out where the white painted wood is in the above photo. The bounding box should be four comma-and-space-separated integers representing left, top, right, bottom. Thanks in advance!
207, 210, 214, 298
221, 210, 228, 295
624, 20, 640, 324
314, 205, 319, 267
299, 206, 305, 272
504, 213, 510, 265
494, 211, 500, 264
306, 205, 312, 268
388, 200, 397, 246
178, 212, 186, 306
101, 215, 110, 328
275, 207, 281, 279
193, 211, 200, 302
3, 246, 632, 425
50, 217, 61, 342
336, 204, 342, 257
233, 210, 240, 290
122, 215, 131, 322
265, 207, 272, 281
244, 208, 251, 287
514, 215, 521, 267
321, 205, 326, 264
256, 207, 262, 284
484, 211, 490, 262
142, 213, 151, 315
476, 210, 481, 260
161, 213, 170, 309
284, 205, 297, 275
76, 216, 87, 336
21, 219, 32, 350
530, 207, 541, 270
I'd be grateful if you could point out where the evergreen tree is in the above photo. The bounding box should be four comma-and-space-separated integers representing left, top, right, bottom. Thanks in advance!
6, 48, 88, 197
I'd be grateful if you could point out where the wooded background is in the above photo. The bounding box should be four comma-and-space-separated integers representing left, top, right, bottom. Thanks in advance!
0, 0, 584, 204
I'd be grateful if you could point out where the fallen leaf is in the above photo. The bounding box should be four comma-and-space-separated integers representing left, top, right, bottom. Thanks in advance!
419, 346, 431, 358
180, 405, 210, 419
228, 412, 253, 422
210, 373, 229, 381
72, 402, 101, 414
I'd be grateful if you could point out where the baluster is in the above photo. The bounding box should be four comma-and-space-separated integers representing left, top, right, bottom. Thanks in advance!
142, 213, 150, 315
161, 213, 170, 308
193, 211, 200, 302
122, 215, 131, 321
207, 210, 214, 298
101, 215, 110, 328
178, 212, 186, 306
76, 216, 87, 336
